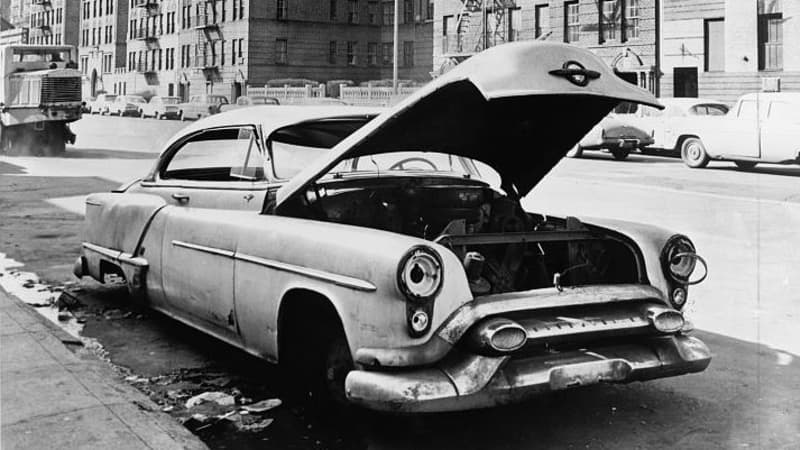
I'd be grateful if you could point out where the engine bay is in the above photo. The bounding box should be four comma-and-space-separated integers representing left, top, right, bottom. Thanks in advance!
298, 177, 641, 295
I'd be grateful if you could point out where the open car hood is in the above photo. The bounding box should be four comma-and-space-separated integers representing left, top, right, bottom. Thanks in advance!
276, 41, 661, 209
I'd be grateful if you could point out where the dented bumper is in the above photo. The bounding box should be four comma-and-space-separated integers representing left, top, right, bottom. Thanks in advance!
345, 334, 711, 413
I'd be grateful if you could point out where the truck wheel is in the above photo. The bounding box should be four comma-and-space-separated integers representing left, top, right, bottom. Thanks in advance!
565, 144, 583, 158
735, 161, 758, 170
611, 148, 630, 160
41, 124, 66, 157
681, 137, 710, 168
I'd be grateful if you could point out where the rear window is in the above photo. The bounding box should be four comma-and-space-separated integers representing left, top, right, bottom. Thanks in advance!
690, 104, 729, 115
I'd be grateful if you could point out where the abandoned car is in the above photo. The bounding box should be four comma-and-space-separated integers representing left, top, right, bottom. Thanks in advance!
74, 42, 711, 412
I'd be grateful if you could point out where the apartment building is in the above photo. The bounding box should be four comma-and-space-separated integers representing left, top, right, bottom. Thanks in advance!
78, 0, 129, 97
433, 1, 658, 93
93, 0, 433, 102
3, 0, 33, 30
27, 0, 80, 48
661, 0, 799, 102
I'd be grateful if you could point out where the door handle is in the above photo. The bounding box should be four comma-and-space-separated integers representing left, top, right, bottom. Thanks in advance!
243, 193, 255, 202
171, 193, 190, 203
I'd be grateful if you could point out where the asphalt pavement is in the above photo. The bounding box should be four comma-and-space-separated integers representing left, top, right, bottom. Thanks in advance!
1, 114, 798, 449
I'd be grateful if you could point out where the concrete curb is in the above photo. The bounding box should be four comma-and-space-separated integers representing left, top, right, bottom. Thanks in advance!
0, 286, 207, 450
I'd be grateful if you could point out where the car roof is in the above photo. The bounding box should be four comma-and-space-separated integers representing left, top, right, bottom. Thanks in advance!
739, 92, 800, 102
162, 105, 385, 149
654, 97, 728, 107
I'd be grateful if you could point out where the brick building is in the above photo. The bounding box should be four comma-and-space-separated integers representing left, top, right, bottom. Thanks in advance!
87, 0, 434, 101
661, 0, 799, 102
27, 0, 80, 48
78, 0, 129, 97
433, 1, 659, 93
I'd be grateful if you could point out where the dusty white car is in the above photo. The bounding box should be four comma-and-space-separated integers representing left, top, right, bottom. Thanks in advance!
139, 96, 182, 120
625, 98, 730, 155
74, 42, 710, 412
675, 92, 800, 169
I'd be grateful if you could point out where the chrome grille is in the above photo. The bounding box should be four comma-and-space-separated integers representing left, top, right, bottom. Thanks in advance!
40, 76, 81, 104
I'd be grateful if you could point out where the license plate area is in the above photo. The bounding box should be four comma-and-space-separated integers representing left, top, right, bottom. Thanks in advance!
549, 359, 632, 390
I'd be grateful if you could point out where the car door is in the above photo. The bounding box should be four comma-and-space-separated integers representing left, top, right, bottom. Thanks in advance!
159, 206, 241, 341
760, 100, 800, 162
134, 125, 271, 210
702, 99, 760, 158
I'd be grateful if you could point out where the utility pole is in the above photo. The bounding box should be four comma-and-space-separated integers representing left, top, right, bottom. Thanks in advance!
393, 0, 399, 95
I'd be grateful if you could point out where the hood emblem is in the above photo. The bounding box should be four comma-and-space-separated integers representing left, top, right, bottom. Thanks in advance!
549, 61, 601, 87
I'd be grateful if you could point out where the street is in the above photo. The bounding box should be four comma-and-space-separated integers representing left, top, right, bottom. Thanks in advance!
1, 114, 799, 449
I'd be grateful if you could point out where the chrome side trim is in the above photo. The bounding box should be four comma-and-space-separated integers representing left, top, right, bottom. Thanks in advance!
85, 199, 103, 206
236, 252, 377, 292
82, 242, 147, 267
169, 240, 376, 292
171, 240, 235, 258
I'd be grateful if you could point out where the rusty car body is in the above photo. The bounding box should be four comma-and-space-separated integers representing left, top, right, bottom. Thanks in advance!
74, 42, 711, 413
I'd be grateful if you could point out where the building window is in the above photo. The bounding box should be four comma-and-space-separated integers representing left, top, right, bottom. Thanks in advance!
367, 42, 377, 65
368, 1, 378, 24
758, 0, 783, 70
381, 42, 392, 65
403, 0, 413, 23
238, 39, 244, 64
508, 7, 521, 41
535, 5, 549, 39
564, 1, 579, 43
275, 39, 287, 64
625, 0, 639, 40
599, 0, 619, 43
220, 41, 225, 66
330, 0, 337, 21
346, 41, 357, 65
383, 1, 393, 25
704, 18, 725, 72
348, 0, 359, 24
277, 0, 288, 20
329, 41, 337, 64
402, 41, 413, 67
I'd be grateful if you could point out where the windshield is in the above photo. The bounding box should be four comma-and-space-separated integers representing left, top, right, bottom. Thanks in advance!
210, 96, 229, 104
126, 96, 145, 103
13, 49, 72, 62
326, 152, 501, 187
161, 97, 179, 104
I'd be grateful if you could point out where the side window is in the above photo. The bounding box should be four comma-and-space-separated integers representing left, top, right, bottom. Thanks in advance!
737, 100, 757, 119
161, 127, 265, 182
768, 101, 791, 119
704, 104, 729, 115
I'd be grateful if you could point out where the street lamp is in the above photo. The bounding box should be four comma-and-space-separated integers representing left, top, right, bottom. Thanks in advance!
393, 0, 399, 95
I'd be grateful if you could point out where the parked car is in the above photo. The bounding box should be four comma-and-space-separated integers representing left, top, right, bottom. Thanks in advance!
74, 42, 710, 413
566, 114, 655, 160
139, 96, 182, 120
624, 98, 730, 155
89, 93, 117, 115
81, 96, 94, 113
107, 95, 147, 117
218, 95, 280, 113
177, 94, 229, 120
673, 92, 800, 169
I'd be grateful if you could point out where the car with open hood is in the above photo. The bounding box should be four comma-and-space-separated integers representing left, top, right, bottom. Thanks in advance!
73, 42, 710, 413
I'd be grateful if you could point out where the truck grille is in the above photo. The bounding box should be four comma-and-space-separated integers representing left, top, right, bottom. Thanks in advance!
41, 77, 81, 104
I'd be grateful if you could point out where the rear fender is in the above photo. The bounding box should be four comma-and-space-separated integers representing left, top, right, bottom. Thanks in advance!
85, 192, 167, 254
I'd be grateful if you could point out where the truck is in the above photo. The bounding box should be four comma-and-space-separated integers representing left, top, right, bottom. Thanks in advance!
0, 44, 82, 156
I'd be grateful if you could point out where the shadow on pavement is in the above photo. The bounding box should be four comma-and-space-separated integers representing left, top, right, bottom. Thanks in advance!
62, 282, 800, 450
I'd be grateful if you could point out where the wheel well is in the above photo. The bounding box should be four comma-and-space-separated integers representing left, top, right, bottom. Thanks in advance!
277, 289, 345, 364
674, 135, 700, 152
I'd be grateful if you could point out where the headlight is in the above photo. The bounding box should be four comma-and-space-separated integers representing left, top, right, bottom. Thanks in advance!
661, 235, 708, 310
398, 246, 442, 338
661, 235, 707, 285
398, 247, 442, 301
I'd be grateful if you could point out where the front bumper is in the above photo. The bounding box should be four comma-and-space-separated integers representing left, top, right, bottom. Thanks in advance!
346, 334, 710, 413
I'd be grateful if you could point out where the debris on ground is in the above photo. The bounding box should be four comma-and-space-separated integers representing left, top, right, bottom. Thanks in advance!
185, 391, 236, 409
242, 398, 282, 413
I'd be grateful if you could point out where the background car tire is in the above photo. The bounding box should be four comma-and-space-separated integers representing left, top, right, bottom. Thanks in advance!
179, 111, 186, 121
610, 148, 630, 161
565, 144, 583, 158
734, 161, 758, 170
681, 137, 710, 168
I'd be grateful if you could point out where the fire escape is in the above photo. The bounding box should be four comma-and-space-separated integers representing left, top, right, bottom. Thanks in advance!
441, 1, 516, 67
31, 0, 53, 39
133, 0, 161, 75
191, 0, 222, 76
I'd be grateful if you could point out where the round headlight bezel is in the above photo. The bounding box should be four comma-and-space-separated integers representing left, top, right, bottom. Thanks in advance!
661, 235, 707, 285
397, 246, 443, 302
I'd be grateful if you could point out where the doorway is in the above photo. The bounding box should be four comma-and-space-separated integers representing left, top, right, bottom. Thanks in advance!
179, 82, 190, 101
232, 82, 242, 102
673, 67, 698, 97
90, 69, 98, 97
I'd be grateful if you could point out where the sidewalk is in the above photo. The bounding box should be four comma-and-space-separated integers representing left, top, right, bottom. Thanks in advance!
0, 288, 206, 449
